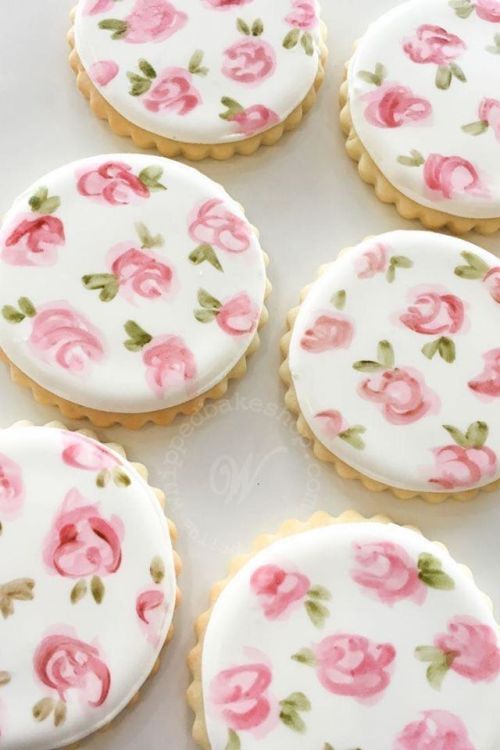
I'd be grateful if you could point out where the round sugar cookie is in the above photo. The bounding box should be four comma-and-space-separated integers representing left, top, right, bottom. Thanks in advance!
0, 424, 178, 750
341, 0, 500, 233
281, 230, 500, 500
189, 512, 500, 750
69, 0, 327, 160
0, 154, 269, 428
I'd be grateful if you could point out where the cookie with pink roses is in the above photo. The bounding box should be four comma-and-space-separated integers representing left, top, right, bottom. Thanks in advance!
188, 511, 500, 750
281, 230, 500, 500
341, 0, 500, 234
0, 422, 180, 750
0, 154, 269, 428
68, 0, 327, 160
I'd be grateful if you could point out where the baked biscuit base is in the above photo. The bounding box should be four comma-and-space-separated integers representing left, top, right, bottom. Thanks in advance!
340, 62, 500, 236
9, 419, 181, 750
67, 10, 328, 161
279, 257, 500, 503
187, 510, 493, 749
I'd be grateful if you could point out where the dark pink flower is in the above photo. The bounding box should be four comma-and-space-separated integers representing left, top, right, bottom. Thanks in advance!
230, 104, 280, 136
189, 199, 251, 253
355, 243, 387, 278
210, 663, 273, 731
43, 488, 124, 578
363, 83, 432, 128
315, 410, 346, 437
314, 634, 395, 700
29, 303, 105, 375
430, 444, 497, 489
216, 293, 259, 336
483, 267, 500, 303
61, 434, 118, 472
479, 98, 500, 140
300, 314, 354, 353
400, 288, 465, 335
124, 0, 187, 43
250, 565, 310, 619
352, 541, 426, 606
89, 60, 119, 86
222, 39, 276, 84
403, 25, 466, 65
469, 349, 500, 398
34, 633, 110, 707
0, 453, 24, 521
77, 161, 150, 206
204, 0, 254, 6
435, 616, 500, 682
3, 214, 65, 266
394, 710, 475, 750
424, 154, 487, 200
143, 335, 197, 397
85, 0, 115, 14
110, 244, 175, 301
359, 367, 439, 425
144, 68, 202, 115
136, 590, 167, 645
285, 0, 317, 30
476, 0, 500, 22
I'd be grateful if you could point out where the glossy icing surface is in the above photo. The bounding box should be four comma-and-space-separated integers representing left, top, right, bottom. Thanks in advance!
349, 0, 500, 219
202, 522, 500, 750
0, 426, 176, 750
0, 154, 267, 413
288, 231, 500, 493
74, 0, 322, 145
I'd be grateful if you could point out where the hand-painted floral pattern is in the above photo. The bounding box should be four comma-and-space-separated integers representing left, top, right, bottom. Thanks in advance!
89, 60, 119, 86
483, 267, 500, 303
394, 710, 475, 750
403, 25, 467, 89
210, 660, 274, 733
137, 64, 202, 115
220, 99, 281, 135
450, 0, 500, 22
251, 565, 310, 619
285, 0, 317, 30
1, 187, 65, 267
110, 245, 174, 302
98, 0, 187, 43
189, 199, 251, 254
77, 161, 165, 205
429, 421, 497, 489
127, 330, 198, 397
398, 151, 488, 201
85, 0, 116, 14
136, 589, 167, 645
363, 82, 432, 129
468, 349, 500, 398
62, 434, 117, 472
0, 453, 24, 521
222, 23, 276, 85
194, 289, 259, 336
315, 410, 366, 450
300, 313, 354, 353
355, 242, 413, 283
352, 542, 427, 606
463, 98, 500, 140
454, 250, 500, 304
400, 287, 465, 335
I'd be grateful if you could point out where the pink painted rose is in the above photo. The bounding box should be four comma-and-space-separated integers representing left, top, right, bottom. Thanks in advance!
400, 288, 465, 335
435, 616, 500, 682
89, 60, 119, 86
85, 0, 115, 14
216, 293, 259, 336
469, 349, 500, 398
230, 105, 280, 136
204, 0, 254, 7
424, 154, 487, 200
300, 313, 354, 353
210, 663, 273, 731
403, 25, 466, 65
136, 590, 167, 645
363, 83, 432, 129
356, 243, 387, 278
483, 267, 500, 303
314, 633, 396, 700
144, 68, 201, 115
222, 39, 276, 85
315, 410, 346, 437
29, 303, 105, 375
77, 161, 150, 206
0, 453, 24, 521
476, 0, 500, 22
285, 0, 317, 30
189, 199, 251, 254
394, 710, 475, 750
143, 335, 197, 397
479, 98, 500, 140
62, 434, 117, 472
34, 633, 110, 707
250, 565, 310, 619
124, 0, 187, 43
352, 541, 426, 606
430, 444, 497, 490
359, 367, 439, 425
2, 214, 65, 266
43, 488, 124, 578
110, 245, 175, 301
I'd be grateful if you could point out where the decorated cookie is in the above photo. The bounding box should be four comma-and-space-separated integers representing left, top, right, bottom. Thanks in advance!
281, 230, 500, 500
0, 154, 269, 428
188, 512, 500, 750
0, 423, 179, 750
69, 0, 327, 160
341, 0, 500, 234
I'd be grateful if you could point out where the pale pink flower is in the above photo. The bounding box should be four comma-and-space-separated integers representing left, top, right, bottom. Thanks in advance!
210, 662, 273, 732
136, 590, 167, 645
189, 199, 251, 253
479, 98, 500, 140
124, 0, 187, 43
430, 444, 497, 490
142, 335, 197, 397
359, 367, 439, 425
476, 0, 500, 22
61, 433, 118, 472
394, 710, 475, 750
355, 243, 387, 278
469, 349, 500, 399
216, 293, 259, 336
231, 105, 280, 136
222, 39, 276, 84
2, 214, 65, 266
109, 244, 175, 302
435, 616, 500, 682
77, 161, 149, 206
250, 565, 310, 619
144, 68, 201, 115
315, 410, 346, 437
89, 60, 119, 86
0, 453, 24, 521
483, 267, 500, 303
285, 0, 317, 30
85, 0, 115, 14
400, 287, 465, 335
352, 541, 426, 606
424, 154, 487, 200
403, 25, 466, 65
363, 83, 432, 128
300, 313, 354, 353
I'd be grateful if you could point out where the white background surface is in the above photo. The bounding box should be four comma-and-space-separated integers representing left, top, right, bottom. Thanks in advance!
0, 1, 499, 748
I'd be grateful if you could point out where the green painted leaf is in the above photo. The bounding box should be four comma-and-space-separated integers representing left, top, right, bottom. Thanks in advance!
113, 468, 131, 487
188, 49, 208, 76
280, 706, 306, 733
418, 553, 455, 591
301, 31, 314, 56
443, 424, 469, 448
138, 166, 166, 191
54, 701, 67, 727
127, 74, 151, 96
226, 729, 241, 750
198, 288, 222, 311
450, 62, 466, 82
283, 28, 300, 49
138, 58, 156, 79
123, 320, 152, 350
237, 17, 250, 35
449, 0, 475, 18
339, 427, 366, 450
96, 469, 110, 488
29, 187, 48, 211
454, 265, 484, 280
2, 306, 25, 324
98, 18, 128, 39
462, 251, 490, 273
466, 420, 488, 449
331, 290, 346, 310
33, 697, 55, 722
308, 585, 331, 601
70, 579, 87, 604
82, 273, 119, 303
280, 692, 311, 711
415, 645, 443, 662
18, 297, 36, 318
135, 221, 164, 249
436, 65, 452, 90
487, 34, 500, 53
378, 340, 395, 368
438, 337, 456, 364
195, 309, 217, 323
91, 575, 105, 604
462, 120, 489, 136
353, 360, 383, 373
292, 648, 316, 666
0, 671, 10, 686
305, 599, 329, 628
189, 244, 223, 272
357, 71, 380, 86
38, 196, 60, 215
252, 18, 264, 36
422, 339, 440, 360
323, 745, 335, 750
150, 555, 165, 584
386, 264, 396, 283
391, 255, 413, 269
